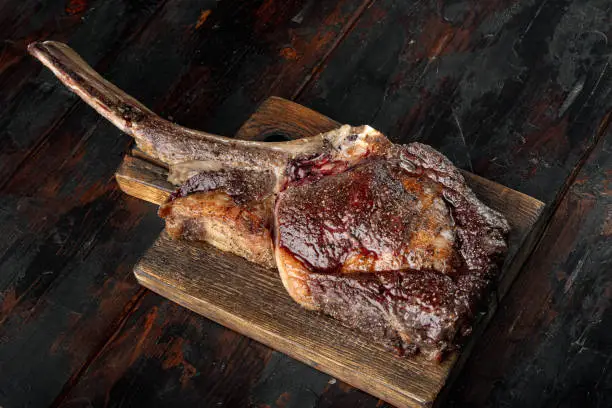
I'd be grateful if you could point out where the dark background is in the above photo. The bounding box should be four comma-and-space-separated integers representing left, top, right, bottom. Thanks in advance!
0, 0, 611, 406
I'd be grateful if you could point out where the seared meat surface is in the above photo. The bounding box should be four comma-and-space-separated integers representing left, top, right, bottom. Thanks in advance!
274, 139, 508, 359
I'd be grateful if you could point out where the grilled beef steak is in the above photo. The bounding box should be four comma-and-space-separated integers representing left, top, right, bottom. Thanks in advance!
29, 41, 510, 360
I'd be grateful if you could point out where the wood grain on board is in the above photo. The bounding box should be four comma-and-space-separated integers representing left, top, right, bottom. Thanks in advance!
115, 96, 544, 407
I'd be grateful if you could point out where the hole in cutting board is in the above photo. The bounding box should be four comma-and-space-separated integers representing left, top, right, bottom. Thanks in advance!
263, 133, 291, 142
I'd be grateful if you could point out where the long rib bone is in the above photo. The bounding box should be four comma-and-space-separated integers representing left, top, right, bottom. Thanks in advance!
28, 41, 384, 184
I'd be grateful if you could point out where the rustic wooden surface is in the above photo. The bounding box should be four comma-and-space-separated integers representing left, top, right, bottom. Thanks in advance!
136, 232, 454, 408
0, 0, 610, 407
114, 96, 543, 407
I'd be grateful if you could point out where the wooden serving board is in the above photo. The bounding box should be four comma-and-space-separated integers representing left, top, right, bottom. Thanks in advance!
115, 97, 545, 408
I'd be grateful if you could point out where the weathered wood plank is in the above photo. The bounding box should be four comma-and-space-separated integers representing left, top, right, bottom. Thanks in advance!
0, 90, 168, 405
54, 290, 275, 408
154, 0, 376, 137
0, 0, 96, 107
296, 0, 612, 205
0, 0, 171, 187
448, 127, 612, 407
235, 96, 340, 141
116, 156, 172, 206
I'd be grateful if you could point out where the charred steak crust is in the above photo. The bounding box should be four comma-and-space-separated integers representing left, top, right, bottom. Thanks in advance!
305, 270, 473, 358
161, 133, 510, 360
275, 140, 510, 360
170, 168, 276, 205
159, 127, 510, 360
400, 143, 509, 274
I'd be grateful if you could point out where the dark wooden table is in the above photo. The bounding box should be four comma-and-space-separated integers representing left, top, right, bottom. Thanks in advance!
1, 0, 611, 407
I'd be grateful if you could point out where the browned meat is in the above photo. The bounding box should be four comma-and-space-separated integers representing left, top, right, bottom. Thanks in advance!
275, 141, 508, 359
159, 168, 277, 267
159, 191, 275, 268
29, 41, 510, 360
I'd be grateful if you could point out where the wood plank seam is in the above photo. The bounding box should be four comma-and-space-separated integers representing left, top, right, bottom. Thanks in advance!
0, 0, 171, 193
50, 286, 150, 408
498, 110, 612, 297
0, 101, 80, 192
290, 0, 376, 100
